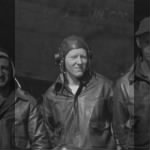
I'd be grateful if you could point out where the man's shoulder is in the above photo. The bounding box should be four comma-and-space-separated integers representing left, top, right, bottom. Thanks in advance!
93, 72, 112, 85
115, 67, 134, 96
16, 88, 37, 106
115, 67, 134, 99
42, 83, 56, 99
117, 67, 133, 86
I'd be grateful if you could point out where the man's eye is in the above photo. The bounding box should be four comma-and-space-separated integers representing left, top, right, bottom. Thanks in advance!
81, 55, 87, 59
69, 55, 87, 59
143, 40, 150, 45
70, 56, 77, 59
2, 66, 9, 71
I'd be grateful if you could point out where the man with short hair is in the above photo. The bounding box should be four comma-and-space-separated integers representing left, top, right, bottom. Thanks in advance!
0, 48, 50, 150
113, 17, 150, 150
42, 35, 116, 150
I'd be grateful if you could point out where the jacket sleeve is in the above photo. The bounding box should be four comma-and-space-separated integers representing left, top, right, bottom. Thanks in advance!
41, 96, 58, 149
103, 80, 114, 123
28, 101, 51, 150
112, 80, 133, 149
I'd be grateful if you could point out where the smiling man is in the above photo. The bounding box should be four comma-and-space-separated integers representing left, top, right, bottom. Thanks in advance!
0, 48, 50, 150
42, 35, 116, 150
0, 56, 10, 89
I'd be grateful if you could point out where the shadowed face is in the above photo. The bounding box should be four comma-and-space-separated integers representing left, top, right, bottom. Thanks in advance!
140, 33, 150, 63
0, 58, 10, 88
65, 48, 88, 79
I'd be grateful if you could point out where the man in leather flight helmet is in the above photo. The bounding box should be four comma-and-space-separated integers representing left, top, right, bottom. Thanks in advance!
54, 35, 92, 75
42, 35, 116, 150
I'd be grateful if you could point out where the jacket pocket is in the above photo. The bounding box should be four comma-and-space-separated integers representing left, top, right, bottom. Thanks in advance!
89, 121, 110, 134
15, 137, 28, 148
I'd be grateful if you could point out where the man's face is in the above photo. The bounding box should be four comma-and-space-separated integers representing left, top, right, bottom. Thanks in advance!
65, 48, 88, 79
0, 58, 10, 88
140, 33, 150, 63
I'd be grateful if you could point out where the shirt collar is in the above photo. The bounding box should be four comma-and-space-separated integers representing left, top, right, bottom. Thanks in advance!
54, 72, 92, 94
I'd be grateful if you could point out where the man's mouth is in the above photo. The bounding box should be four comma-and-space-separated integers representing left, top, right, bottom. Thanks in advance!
74, 68, 83, 71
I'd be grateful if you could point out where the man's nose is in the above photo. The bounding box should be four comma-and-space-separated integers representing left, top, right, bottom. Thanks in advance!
76, 56, 82, 64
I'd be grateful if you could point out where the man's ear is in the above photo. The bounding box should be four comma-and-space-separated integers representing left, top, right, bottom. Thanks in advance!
136, 37, 141, 48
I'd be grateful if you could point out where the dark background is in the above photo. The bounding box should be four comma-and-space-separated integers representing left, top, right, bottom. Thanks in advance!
0, 0, 14, 58
0, 0, 149, 98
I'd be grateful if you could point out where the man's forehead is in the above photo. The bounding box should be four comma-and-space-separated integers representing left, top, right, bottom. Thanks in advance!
0, 51, 9, 58
0, 57, 9, 65
67, 48, 87, 55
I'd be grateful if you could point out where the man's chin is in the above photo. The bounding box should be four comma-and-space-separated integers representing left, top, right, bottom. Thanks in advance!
75, 72, 84, 78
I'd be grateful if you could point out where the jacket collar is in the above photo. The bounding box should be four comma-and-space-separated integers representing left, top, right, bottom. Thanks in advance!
128, 58, 150, 84
54, 72, 92, 94
15, 88, 29, 102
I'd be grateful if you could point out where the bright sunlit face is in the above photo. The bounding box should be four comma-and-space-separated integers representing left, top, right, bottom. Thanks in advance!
0, 58, 10, 88
65, 48, 88, 79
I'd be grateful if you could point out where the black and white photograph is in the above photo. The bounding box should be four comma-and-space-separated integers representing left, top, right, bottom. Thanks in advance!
0, 0, 149, 149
